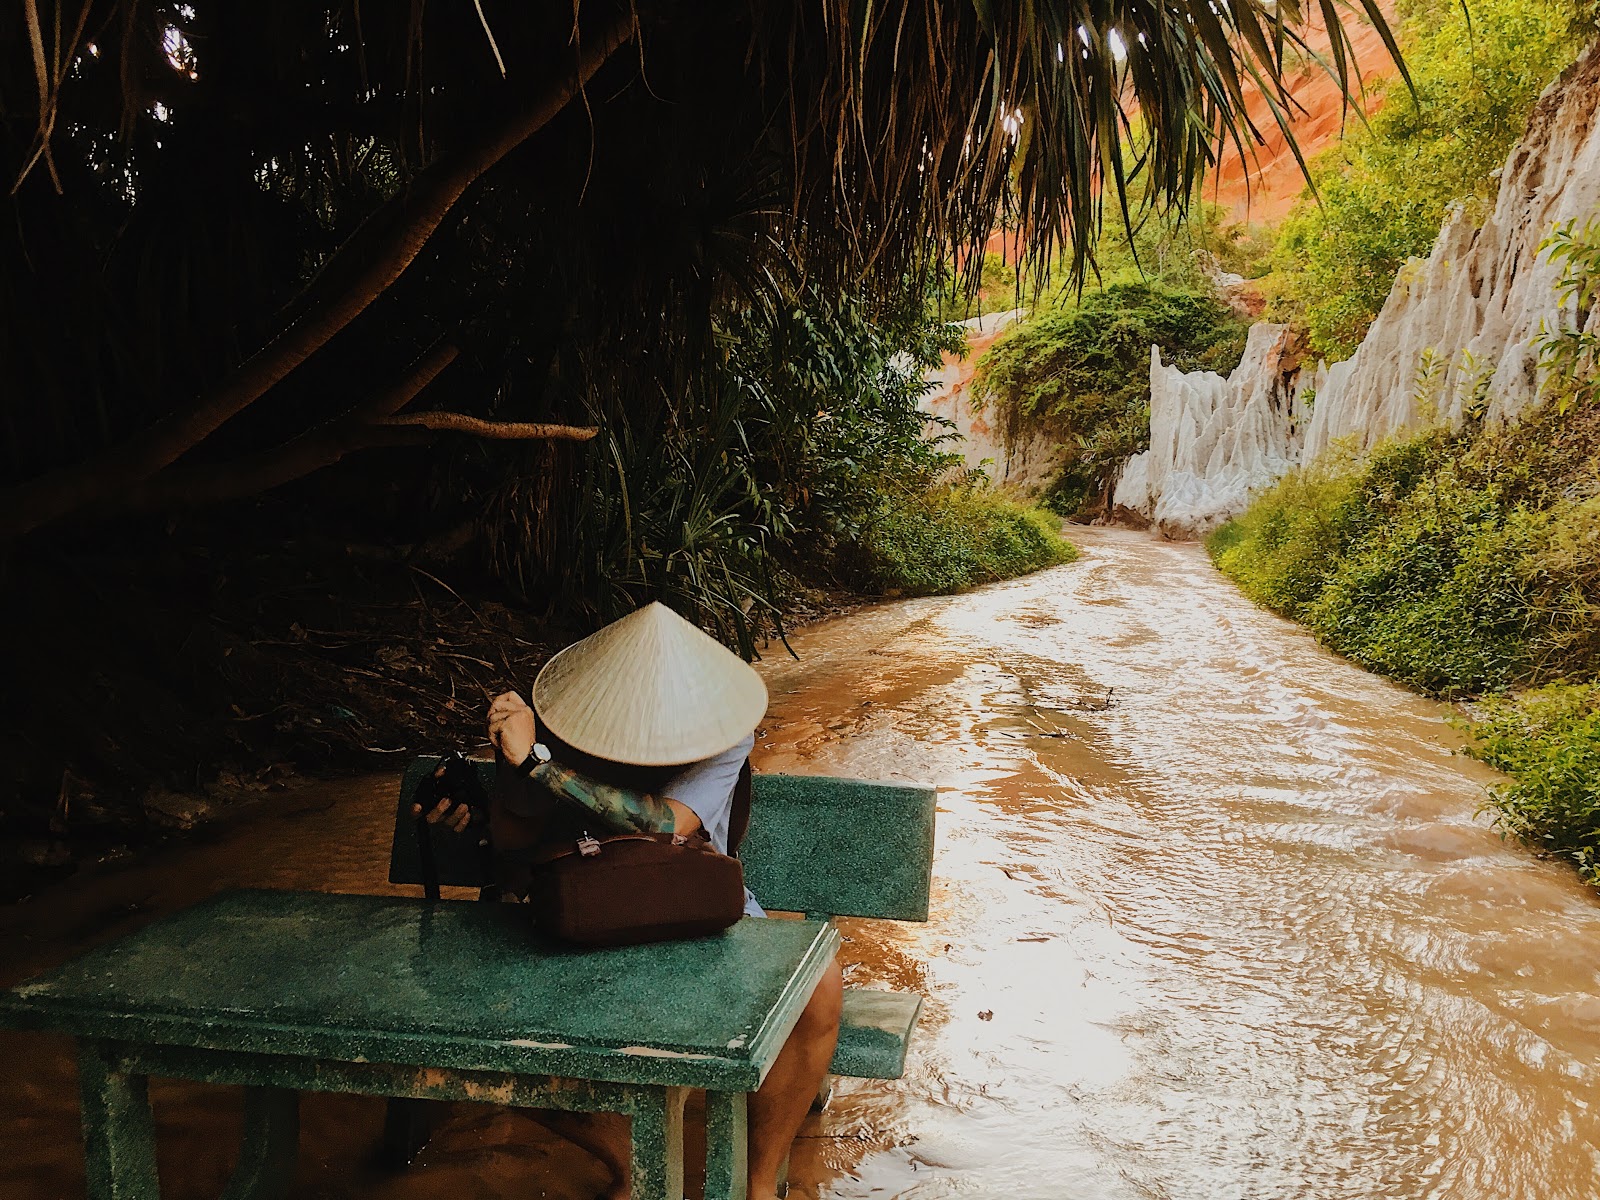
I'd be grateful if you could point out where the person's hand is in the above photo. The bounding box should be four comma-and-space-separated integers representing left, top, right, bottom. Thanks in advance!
488, 690, 536, 766
409, 762, 473, 832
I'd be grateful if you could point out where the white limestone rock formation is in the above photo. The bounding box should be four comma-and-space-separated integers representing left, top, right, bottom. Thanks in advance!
1304, 47, 1600, 459
1120, 47, 1600, 535
1114, 324, 1304, 537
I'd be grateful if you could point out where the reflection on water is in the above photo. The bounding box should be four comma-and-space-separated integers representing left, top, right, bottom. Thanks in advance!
766, 529, 1600, 1200
4, 527, 1600, 1198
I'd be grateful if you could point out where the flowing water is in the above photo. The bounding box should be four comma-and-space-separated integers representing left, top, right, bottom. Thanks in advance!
4, 527, 1600, 1199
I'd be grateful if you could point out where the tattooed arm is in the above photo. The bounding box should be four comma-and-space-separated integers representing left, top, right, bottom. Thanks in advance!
524, 759, 676, 834
487, 690, 698, 836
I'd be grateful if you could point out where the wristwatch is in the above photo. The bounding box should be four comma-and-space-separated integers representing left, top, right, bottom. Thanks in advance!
516, 742, 552, 777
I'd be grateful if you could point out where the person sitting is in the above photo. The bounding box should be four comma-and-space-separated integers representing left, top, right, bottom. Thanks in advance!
416, 601, 842, 1200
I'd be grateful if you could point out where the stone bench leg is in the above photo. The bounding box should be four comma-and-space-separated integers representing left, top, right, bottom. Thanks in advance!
704, 1089, 748, 1200
79, 1043, 159, 1200
626, 1085, 688, 1200
221, 1087, 299, 1200
79, 1045, 301, 1200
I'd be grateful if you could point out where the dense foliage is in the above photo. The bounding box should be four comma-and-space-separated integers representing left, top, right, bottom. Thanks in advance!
834, 485, 1077, 596
976, 279, 1250, 515
1211, 423, 1593, 693
940, 201, 1273, 319
1213, 220, 1600, 880
1269, 0, 1594, 358
485, 286, 1071, 651
0, 0, 1402, 548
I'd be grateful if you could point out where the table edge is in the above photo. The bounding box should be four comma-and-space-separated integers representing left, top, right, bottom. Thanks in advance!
0, 900, 843, 1093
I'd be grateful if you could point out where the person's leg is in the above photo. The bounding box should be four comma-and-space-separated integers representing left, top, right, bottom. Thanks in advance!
547, 958, 843, 1200
746, 957, 844, 1200
539, 1110, 632, 1200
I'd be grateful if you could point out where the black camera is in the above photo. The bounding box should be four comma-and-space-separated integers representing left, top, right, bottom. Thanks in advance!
412, 750, 489, 828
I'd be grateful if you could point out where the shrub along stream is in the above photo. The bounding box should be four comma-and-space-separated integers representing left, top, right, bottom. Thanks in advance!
1209, 224, 1600, 884
1211, 403, 1600, 883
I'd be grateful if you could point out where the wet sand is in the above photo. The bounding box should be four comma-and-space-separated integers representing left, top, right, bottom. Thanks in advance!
4, 527, 1600, 1198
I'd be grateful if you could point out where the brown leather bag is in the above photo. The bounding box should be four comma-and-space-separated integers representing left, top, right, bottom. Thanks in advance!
496, 726, 754, 947
527, 827, 746, 947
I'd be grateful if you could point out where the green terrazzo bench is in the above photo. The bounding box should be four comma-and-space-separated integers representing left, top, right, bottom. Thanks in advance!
3, 890, 841, 1200
390, 757, 936, 1082
0, 759, 935, 1200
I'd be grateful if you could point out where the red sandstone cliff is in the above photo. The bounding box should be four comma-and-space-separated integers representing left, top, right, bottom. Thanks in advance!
1203, 2, 1402, 223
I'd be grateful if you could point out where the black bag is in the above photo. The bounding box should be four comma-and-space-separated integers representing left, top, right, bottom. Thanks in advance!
412, 751, 493, 901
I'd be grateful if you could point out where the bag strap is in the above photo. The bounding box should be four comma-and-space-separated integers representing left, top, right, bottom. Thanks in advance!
415, 810, 442, 900
727, 758, 753, 857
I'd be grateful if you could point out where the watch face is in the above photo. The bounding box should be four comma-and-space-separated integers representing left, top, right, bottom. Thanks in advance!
532, 742, 552, 763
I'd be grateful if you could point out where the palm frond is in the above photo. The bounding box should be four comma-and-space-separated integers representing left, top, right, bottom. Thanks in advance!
770, 0, 1403, 289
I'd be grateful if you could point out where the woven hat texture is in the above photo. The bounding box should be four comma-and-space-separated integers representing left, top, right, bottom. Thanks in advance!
531, 602, 767, 766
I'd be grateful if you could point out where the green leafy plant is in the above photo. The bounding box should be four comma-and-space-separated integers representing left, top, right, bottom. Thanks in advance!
833, 482, 1077, 597
1469, 684, 1600, 884
487, 282, 1070, 651
1539, 217, 1600, 413
1210, 405, 1600, 697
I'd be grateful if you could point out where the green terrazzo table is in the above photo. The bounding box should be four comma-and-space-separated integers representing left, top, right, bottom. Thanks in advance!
0, 888, 841, 1200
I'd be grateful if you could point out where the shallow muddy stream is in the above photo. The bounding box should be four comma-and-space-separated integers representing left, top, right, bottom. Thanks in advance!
5, 527, 1600, 1198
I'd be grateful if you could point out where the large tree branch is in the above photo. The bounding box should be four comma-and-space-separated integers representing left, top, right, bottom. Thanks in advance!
374, 412, 599, 440
117, 425, 430, 511
0, 10, 636, 542
352, 341, 463, 422
114, 343, 596, 510
117, 341, 463, 510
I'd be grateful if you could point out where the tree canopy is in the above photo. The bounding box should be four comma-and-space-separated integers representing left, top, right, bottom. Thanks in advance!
0, 0, 1400, 544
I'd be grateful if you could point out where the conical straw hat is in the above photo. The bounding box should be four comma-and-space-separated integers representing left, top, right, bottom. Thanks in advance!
532, 602, 768, 766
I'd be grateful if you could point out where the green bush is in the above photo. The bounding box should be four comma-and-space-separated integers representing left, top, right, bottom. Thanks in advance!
1210, 405, 1600, 697
1208, 456, 1367, 615
1300, 474, 1547, 694
1469, 684, 1600, 884
839, 486, 1076, 596
1209, 433, 1453, 615
976, 282, 1249, 515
